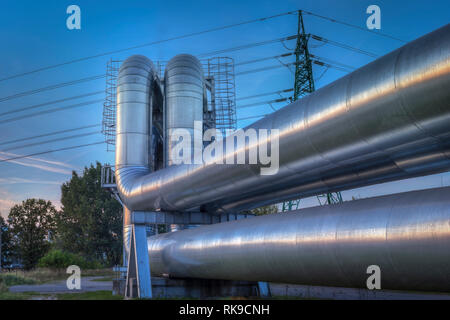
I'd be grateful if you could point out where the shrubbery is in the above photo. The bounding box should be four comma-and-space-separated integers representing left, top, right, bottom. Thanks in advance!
37, 249, 102, 269
0, 274, 36, 287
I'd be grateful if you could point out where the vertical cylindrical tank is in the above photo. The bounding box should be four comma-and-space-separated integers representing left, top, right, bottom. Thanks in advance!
164, 54, 204, 166
116, 55, 155, 266
116, 55, 155, 170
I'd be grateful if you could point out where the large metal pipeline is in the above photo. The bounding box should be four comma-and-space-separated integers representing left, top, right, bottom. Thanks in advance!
148, 186, 450, 292
115, 24, 450, 213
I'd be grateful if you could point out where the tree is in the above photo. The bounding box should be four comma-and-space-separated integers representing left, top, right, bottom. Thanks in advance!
0, 215, 13, 267
7, 199, 56, 270
57, 162, 122, 266
251, 204, 279, 216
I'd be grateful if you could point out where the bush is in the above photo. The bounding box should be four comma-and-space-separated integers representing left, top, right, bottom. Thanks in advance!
0, 274, 36, 287
37, 250, 102, 269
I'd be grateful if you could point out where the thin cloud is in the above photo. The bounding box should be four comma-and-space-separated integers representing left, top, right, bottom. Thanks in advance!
0, 151, 74, 168
0, 199, 15, 217
0, 151, 77, 175
0, 189, 16, 218
0, 177, 63, 185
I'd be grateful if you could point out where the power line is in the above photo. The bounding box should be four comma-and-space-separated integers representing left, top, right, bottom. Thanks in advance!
311, 60, 352, 73
235, 59, 353, 76
0, 10, 297, 83
0, 75, 105, 103
199, 35, 298, 57
309, 54, 356, 70
236, 9, 404, 124
236, 88, 293, 101
310, 34, 379, 58
0, 99, 103, 125
0, 124, 101, 147
237, 97, 289, 109
235, 53, 294, 66
0, 131, 101, 152
0, 59, 350, 126
236, 63, 292, 76
0, 9, 404, 83
146, 35, 298, 68
275, 56, 295, 75
301, 9, 406, 43
0, 91, 103, 117
315, 66, 330, 83
0, 55, 290, 124
0, 36, 298, 105
67, 35, 299, 71
0, 141, 105, 163
0, 35, 368, 105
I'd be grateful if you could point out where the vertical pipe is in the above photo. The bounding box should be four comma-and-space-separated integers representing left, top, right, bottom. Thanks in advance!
164, 54, 204, 166
164, 54, 204, 230
116, 55, 155, 266
116, 55, 154, 170
123, 206, 132, 266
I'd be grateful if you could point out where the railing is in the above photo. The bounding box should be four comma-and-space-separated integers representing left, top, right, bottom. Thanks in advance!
101, 165, 116, 188
102, 59, 121, 152
102, 57, 237, 152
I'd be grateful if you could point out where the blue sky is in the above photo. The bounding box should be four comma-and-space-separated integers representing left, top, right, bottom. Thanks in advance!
0, 0, 449, 217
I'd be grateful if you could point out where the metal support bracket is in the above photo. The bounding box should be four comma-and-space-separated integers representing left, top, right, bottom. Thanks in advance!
258, 282, 271, 297
131, 210, 253, 225
125, 224, 152, 299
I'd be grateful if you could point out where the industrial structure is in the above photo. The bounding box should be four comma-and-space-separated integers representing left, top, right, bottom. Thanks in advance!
102, 24, 450, 298
283, 10, 342, 211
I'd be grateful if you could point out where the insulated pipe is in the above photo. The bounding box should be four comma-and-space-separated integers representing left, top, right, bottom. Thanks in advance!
115, 55, 155, 264
148, 187, 450, 292
163, 55, 204, 232
115, 25, 450, 213
116, 55, 154, 170
115, 55, 159, 211
122, 206, 132, 265
164, 54, 204, 166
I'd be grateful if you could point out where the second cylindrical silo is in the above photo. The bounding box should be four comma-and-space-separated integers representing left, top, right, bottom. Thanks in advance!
164, 54, 204, 166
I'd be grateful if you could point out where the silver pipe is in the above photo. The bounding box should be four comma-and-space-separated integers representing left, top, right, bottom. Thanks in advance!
115, 55, 155, 266
164, 54, 204, 166
148, 186, 450, 292
164, 55, 204, 232
115, 55, 154, 170
116, 25, 450, 213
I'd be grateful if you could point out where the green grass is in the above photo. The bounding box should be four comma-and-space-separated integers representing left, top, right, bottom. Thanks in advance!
0, 273, 43, 300
91, 276, 114, 282
0, 268, 119, 300
0, 268, 114, 284
0, 274, 37, 286
0, 290, 44, 300
0, 289, 122, 300
56, 290, 123, 300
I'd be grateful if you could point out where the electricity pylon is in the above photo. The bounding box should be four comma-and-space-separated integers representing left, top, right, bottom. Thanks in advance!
282, 10, 343, 212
